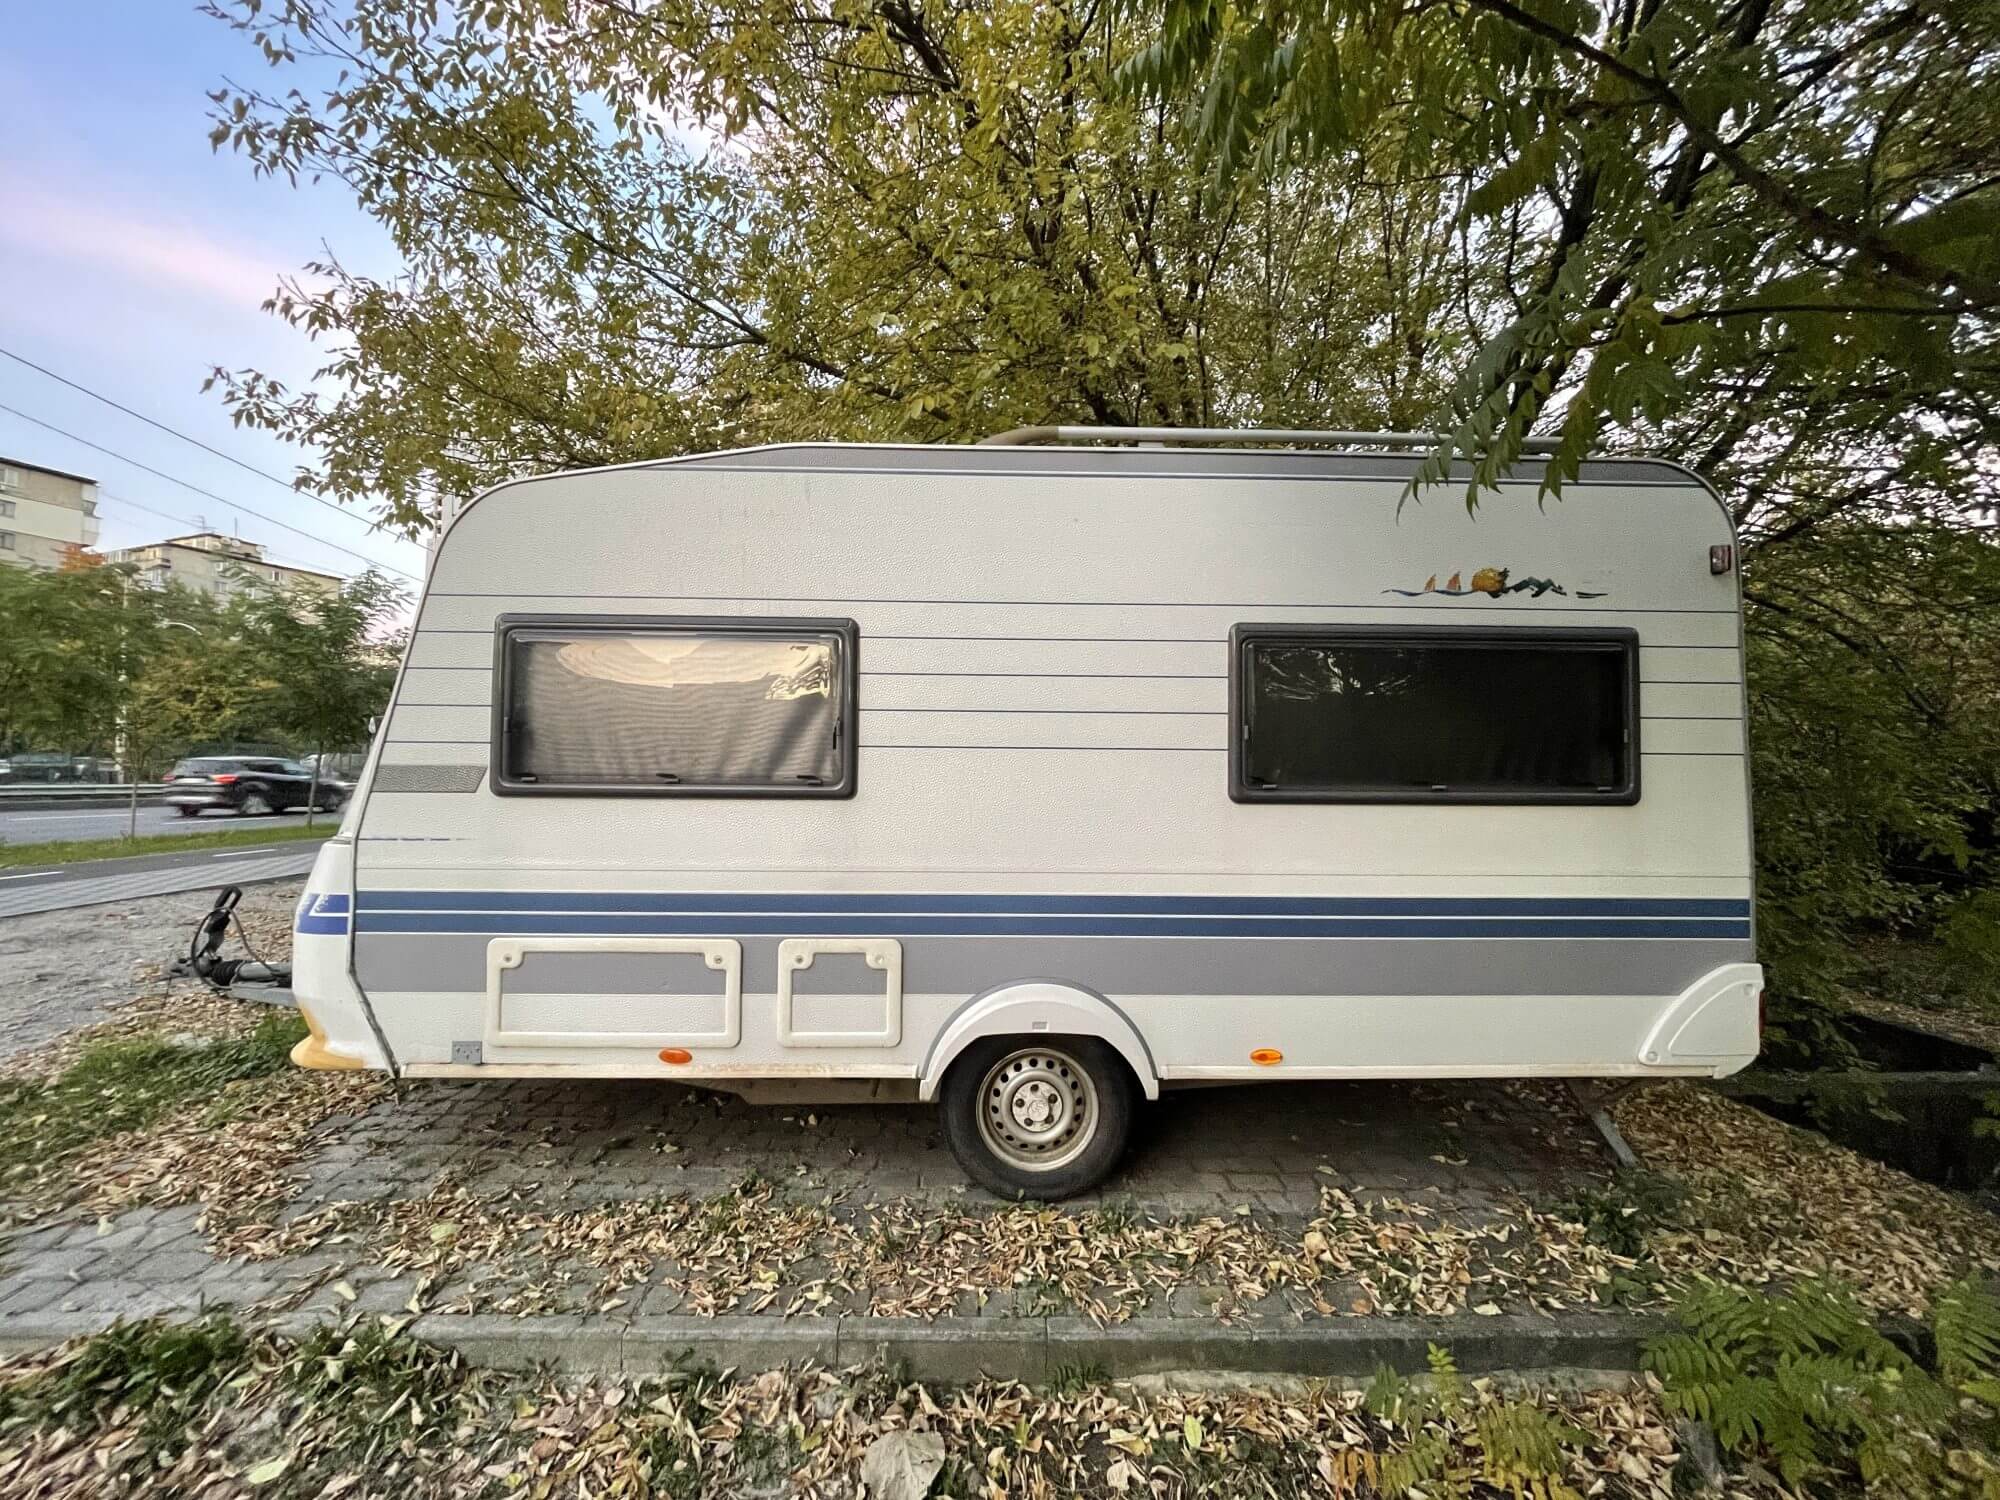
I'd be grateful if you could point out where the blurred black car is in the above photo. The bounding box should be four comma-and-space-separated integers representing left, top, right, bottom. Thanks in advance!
162, 757, 347, 818
0, 751, 95, 784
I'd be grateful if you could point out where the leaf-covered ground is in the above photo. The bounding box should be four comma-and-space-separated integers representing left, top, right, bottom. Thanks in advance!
1615, 1083, 2000, 1317
1, 915, 1997, 1495
1, 952, 1994, 1333
0, 1314, 1697, 1500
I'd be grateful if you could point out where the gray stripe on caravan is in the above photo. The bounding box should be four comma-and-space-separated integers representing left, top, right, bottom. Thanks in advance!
373, 764, 486, 792
354, 933, 1753, 999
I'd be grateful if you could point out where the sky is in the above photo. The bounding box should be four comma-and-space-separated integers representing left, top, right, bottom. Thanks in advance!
0, 3, 430, 589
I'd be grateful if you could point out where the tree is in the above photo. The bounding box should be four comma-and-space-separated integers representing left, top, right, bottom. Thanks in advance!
198, 0, 2000, 1011
231, 572, 405, 825
0, 564, 137, 759
1128, 0, 2000, 496
201, 0, 1499, 531
122, 626, 276, 779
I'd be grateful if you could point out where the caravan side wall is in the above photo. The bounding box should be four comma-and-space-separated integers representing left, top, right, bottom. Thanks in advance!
294, 445, 1760, 1086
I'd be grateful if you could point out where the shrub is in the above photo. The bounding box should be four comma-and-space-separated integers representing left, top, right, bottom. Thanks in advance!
1644, 1277, 2000, 1495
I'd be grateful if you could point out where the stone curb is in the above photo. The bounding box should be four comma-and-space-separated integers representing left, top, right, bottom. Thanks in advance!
0, 1307, 1668, 1384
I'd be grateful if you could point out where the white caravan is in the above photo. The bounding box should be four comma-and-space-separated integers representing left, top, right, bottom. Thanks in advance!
289, 428, 1761, 1197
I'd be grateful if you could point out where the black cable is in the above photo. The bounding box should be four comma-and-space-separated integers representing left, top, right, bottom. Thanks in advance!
0, 401, 421, 582
229, 910, 270, 971
97, 489, 350, 578
0, 345, 419, 559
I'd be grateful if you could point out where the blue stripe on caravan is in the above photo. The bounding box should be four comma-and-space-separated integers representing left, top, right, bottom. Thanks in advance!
353, 913, 1750, 940
354, 891, 1750, 919
297, 916, 351, 936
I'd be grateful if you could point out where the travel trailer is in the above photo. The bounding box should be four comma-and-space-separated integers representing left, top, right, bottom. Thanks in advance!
286, 428, 1760, 1197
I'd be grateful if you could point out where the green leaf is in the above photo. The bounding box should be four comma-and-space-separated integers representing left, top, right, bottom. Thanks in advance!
246, 1454, 293, 1485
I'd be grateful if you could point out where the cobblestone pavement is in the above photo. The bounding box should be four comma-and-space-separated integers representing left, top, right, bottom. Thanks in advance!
0, 882, 300, 1060
294, 1074, 1605, 1215
0, 1070, 1615, 1348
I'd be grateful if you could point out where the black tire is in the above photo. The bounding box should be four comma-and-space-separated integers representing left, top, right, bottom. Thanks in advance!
239, 788, 273, 817
940, 1034, 1137, 1200
176, 806, 199, 819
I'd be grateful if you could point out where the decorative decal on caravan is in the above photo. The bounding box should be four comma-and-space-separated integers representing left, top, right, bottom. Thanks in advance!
1383, 567, 1607, 600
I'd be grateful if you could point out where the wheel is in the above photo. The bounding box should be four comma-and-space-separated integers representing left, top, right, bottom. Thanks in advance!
176, 806, 199, 818
941, 1035, 1136, 1200
240, 789, 272, 817
313, 792, 345, 813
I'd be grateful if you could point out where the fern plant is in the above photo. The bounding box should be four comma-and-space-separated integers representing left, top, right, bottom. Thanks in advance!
1363, 1345, 1585, 1499
1645, 1277, 2000, 1497
1365, 1346, 1469, 1497
1936, 1277, 2000, 1411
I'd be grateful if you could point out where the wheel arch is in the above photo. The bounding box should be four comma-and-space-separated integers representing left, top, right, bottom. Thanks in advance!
918, 981, 1160, 1102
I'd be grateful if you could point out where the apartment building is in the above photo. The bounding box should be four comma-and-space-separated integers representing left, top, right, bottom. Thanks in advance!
110, 532, 342, 601
0, 457, 102, 569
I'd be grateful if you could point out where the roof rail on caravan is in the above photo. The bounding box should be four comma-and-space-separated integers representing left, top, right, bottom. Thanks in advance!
978, 424, 1567, 451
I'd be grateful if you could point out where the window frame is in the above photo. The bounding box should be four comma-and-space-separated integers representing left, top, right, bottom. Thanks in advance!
1227, 622, 1641, 807
0, 531, 14, 551
489, 613, 859, 800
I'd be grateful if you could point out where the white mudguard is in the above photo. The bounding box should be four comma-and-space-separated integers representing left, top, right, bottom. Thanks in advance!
1638, 962, 1762, 1076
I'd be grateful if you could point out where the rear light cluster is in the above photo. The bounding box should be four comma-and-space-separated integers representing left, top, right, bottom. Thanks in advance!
211, 774, 239, 785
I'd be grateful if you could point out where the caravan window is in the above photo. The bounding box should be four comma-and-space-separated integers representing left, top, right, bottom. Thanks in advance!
1229, 625, 1638, 804
493, 616, 857, 798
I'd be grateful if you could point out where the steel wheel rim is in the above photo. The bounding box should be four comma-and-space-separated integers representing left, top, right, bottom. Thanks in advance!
243, 793, 269, 815
975, 1048, 1098, 1172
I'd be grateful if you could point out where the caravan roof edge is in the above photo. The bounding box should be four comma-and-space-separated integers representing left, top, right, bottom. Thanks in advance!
435, 440, 1726, 554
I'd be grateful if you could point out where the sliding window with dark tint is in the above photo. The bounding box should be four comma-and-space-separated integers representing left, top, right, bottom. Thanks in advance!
1230, 625, 1638, 804
493, 616, 857, 797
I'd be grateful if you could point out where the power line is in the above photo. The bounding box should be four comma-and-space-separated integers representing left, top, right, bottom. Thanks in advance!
0, 401, 420, 582
0, 344, 395, 545
95, 489, 358, 580
96, 489, 231, 543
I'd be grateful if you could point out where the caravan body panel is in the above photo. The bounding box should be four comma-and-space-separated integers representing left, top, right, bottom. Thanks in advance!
298, 442, 1758, 1089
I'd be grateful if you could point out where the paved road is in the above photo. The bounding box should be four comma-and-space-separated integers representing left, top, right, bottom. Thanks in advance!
0, 802, 333, 845
0, 840, 325, 919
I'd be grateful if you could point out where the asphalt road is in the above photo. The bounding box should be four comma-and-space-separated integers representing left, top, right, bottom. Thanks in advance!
0, 802, 333, 845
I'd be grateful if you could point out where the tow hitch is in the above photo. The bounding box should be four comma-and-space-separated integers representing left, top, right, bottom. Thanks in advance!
171, 886, 296, 1007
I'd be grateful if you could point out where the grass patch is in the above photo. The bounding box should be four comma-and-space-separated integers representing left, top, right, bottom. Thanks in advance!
0, 818, 331, 869
0, 1314, 246, 1459
0, 1011, 305, 1192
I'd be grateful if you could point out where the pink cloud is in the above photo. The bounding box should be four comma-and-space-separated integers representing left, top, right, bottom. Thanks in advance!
0, 179, 298, 309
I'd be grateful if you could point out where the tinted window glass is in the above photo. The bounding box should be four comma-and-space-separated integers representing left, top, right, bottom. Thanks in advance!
1236, 629, 1635, 802
498, 622, 853, 794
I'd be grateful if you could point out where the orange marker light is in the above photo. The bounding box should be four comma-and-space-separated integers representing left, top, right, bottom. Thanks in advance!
658, 1048, 693, 1065
1249, 1048, 1283, 1066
